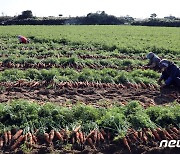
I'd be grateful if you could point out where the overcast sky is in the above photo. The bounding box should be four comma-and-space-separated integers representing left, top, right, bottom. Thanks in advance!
0, 0, 179, 18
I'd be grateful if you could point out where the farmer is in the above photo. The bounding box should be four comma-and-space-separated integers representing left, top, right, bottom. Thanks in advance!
158, 59, 180, 88
146, 52, 161, 71
18, 35, 29, 44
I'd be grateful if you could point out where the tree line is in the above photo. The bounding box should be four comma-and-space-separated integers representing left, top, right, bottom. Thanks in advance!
0, 10, 180, 27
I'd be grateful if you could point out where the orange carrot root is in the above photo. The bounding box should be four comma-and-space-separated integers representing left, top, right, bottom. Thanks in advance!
87, 138, 96, 149
73, 125, 81, 133
28, 132, 33, 146
7, 130, 12, 144
11, 135, 25, 150
4, 131, 8, 145
49, 130, 55, 143
32, 134, 38, 143
55, 131, 63, 142
79, 132, 84, 144
122, 137, 131, 153
12, 129, 23, 141
75, 132, 80, 143
44, 133, 50, 144
0, 137, 4, 149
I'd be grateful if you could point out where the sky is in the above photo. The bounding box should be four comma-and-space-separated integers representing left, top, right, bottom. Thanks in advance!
0, 0, 180, 19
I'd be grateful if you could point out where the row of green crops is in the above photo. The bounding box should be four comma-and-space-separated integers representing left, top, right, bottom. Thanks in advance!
0, 55, 147, 69
0, 99, 179, 136
0, 68, 159, 84
0, 25, 180, 55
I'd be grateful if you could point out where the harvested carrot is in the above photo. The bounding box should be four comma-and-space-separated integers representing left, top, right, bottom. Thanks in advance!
75, 132, 80, 143
171, 127, 179, 134
151, 129, 161, 141
122, 137, 131, 153
11, 135, 25, 150
167, 128, 178, 138
167, 128, 174, 134
99, 132, 105, 142
12, 129, 23, 141
7, 130, 12, 143
131, 129, 140, 141
170, 133, 178, 140
93, 130, 98, 143
28, 132, 33, 146
145, 128, 155, 140
55, 131, 63, 142
44, 133, 50, 144
156, 127, 163, 132
97, 131, 101, 144
73, 125, 81, 133
34, 128, 39, 135
156, 128, 168, 140
87, 138, 96, 149
79, 132, 84, 144
140, 82, 147, 89
49, 130, 55, 143
31, 82, 39, 87
4, 131, 8, 145
138, 131, 143, 140
130, 133, 139, 142
60, 129, 65, 136
24, 133, 28, 143
32, 134, 38, 143
100, 129, 106, 137
163, 130, 173, 140
142, 132, 148, 143
126, 136, 132, 143
86, 130, 95, 140
0, 137, 3, 149
132, 130, 139, 138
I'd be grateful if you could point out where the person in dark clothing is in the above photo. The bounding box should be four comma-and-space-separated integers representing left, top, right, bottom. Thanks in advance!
146, 52, 161, 71
158, 59, 180, 88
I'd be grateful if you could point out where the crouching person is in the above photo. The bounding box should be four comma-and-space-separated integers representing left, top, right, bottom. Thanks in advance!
158, 59, 180, 88
146, 52, 161, 71
18, 35, 30, 44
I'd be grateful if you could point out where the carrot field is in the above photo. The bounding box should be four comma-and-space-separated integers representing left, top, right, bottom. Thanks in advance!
0, 25, 179, 154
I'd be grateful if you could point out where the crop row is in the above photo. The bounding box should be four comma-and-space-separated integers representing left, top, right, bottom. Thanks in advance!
0, 37, 179, 62
0, 126, 179, 152
0, 68, 159, 84
0, 56, 146, 71
0, 80, 159, 91
0, 100, 179, 152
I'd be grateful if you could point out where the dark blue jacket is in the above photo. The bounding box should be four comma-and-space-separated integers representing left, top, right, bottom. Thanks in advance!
161, 63, 180, 85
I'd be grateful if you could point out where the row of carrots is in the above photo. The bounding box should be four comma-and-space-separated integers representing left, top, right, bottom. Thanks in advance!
0, 61, 131, 70
0, 80, 159, 91
0, 126, 179, 152
123, 127, 180, 153
0, 126, 105, 151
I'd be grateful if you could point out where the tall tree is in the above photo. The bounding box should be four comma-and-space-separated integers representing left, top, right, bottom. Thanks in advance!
18, 10, 33, 19
150, 13, 157, 19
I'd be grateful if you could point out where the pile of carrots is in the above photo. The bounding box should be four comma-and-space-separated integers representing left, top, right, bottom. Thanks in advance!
122, 127, 180, 153
0, 80, 159, 91
0, 126, 105, 151
0, 126, 179, 152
